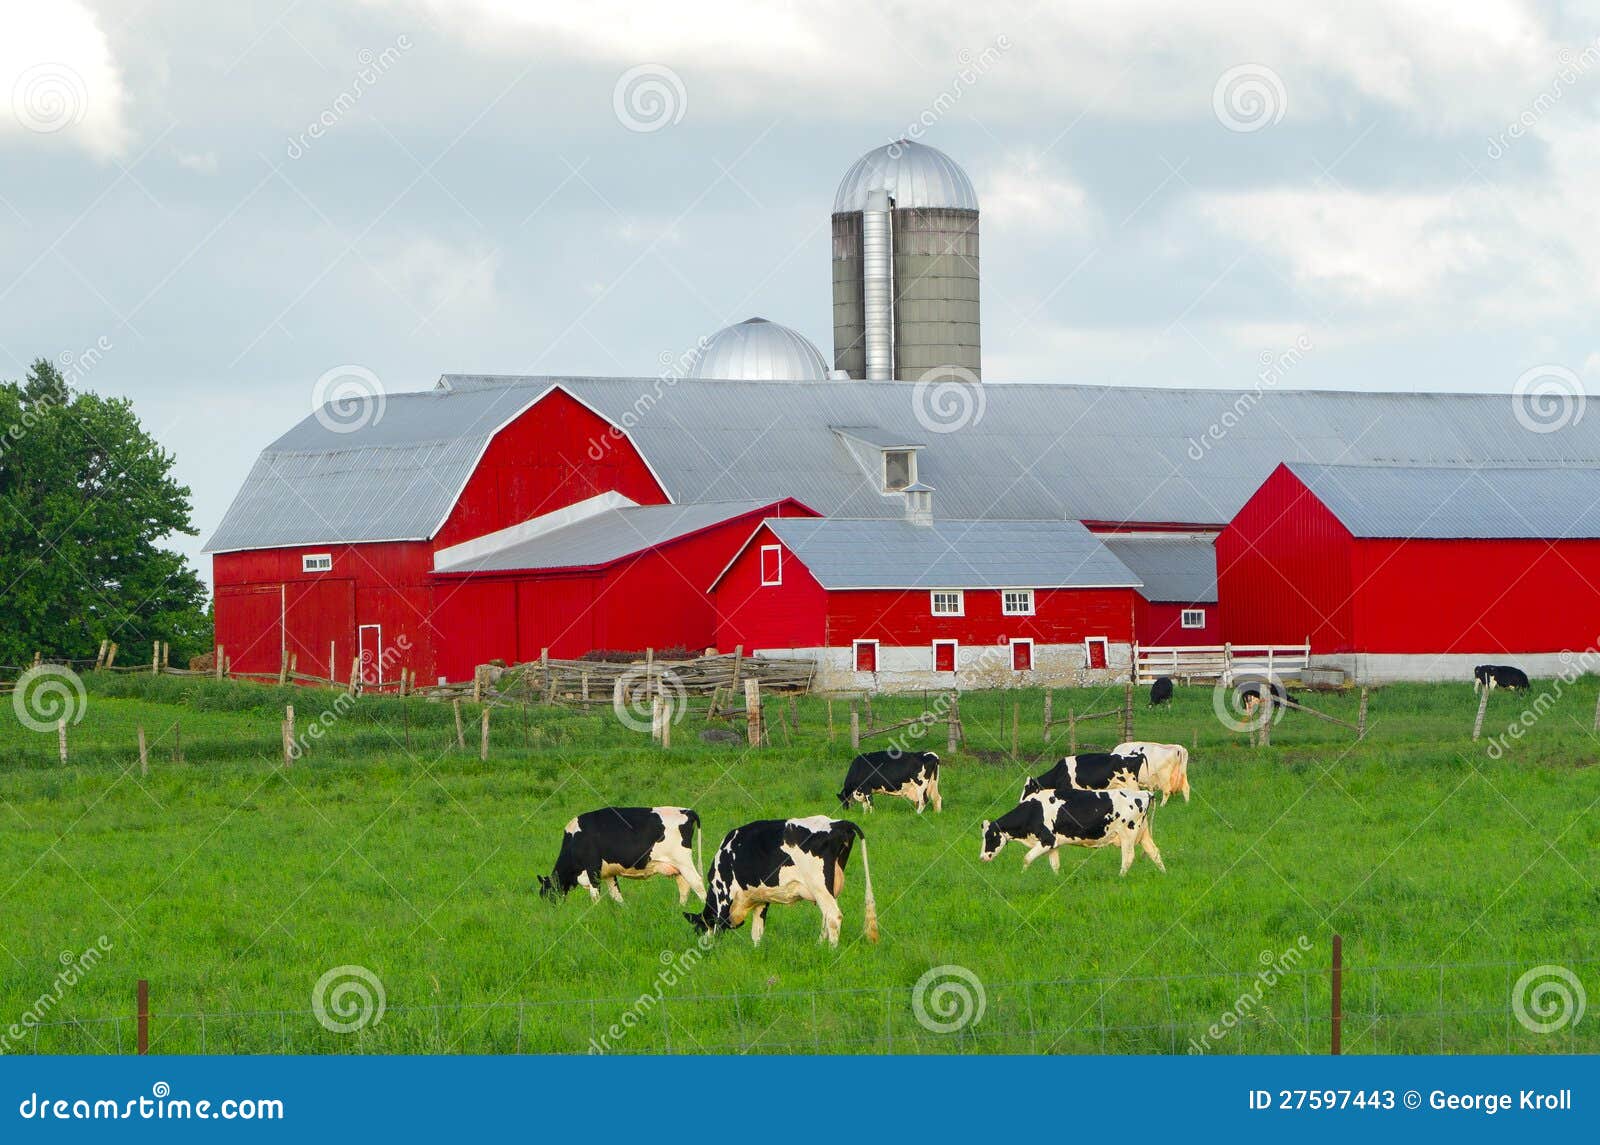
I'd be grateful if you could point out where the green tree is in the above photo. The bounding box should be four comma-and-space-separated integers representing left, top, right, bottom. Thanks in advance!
0, 358, 211, 667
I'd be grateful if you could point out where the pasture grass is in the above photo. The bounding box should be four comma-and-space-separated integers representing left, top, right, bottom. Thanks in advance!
0, 671, 1597, 1054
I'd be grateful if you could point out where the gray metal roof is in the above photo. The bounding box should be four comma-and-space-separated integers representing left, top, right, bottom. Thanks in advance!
1101, 537, 1218, 602
205, 377, 1600, 552
1287, 463, 1600, 539
434, 500, 774, 573
834, 140, 979, 213
758, 517, 1140, 590
688, 317, 829, 381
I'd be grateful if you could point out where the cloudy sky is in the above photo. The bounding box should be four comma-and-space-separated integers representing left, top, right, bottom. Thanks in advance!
4, 0, 1600, 582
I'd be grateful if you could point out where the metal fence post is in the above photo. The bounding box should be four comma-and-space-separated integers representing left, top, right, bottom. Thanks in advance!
1330, 934, 1343, 1055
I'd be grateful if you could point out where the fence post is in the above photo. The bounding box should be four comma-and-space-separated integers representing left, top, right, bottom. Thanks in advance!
137, 725, 148, 777
850, 701, 860, 751
136, 979, 149, 1055
1042, 689, 1053, 742
154, 642, 162, 676
1068, 707, 1076, 754
951, 691, 963, 745
744, 679, 761, 747
540, 648, 551, 701
453, 699, 465, 750
661, 688, 673, 749
947, 691, 959, 753
1259, 699, 1271, 748
1011, 701, 1020, 759
1122, 681, 1133, 743
283, 705, 295, 768
1472, 684, 1490, 741
480, 707, 490, 761
827, 699, 835, 742
1330, 934, 1343, 1055
57, 718, 67, 764
1357, 687, 1369, 739
349, 658, 361, 695
106, 642, 117, 669
1593, 687, 1600, 733
215, 645, 225, 681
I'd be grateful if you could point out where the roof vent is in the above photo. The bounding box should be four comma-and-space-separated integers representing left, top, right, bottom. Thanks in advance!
903, 481, 934, 526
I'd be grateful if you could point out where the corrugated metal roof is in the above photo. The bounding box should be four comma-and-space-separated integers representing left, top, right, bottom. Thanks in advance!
434, 500, 773, 573
762, 518, 1139, 590
205, 377, 1600, 552
1287, 463, 1600, 539
1101, 537, 1218, 602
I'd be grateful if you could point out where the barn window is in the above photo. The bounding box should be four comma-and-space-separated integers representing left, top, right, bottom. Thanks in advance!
882, 449, 916, 492
302, 553, 332, 573
1002, 589, 1034, 616
760, 545, 782, 586
930, 590, 964, 616
933, 640, 957, 673
1181, 608, 1206, 629
853, 640, 878, 673
1011, 639, 1034, 672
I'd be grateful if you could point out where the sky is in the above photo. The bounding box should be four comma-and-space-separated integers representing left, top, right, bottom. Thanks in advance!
3, 0, 1600, 585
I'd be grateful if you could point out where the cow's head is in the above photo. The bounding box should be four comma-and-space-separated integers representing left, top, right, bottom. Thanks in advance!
836, 786, 857, 810
1020, 777, 1044, 799
536, 874, 562, 901
980, 819, 1006, 861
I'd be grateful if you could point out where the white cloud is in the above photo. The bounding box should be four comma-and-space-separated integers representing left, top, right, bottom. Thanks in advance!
368, 235, 502, 324
0, 0, 129, 158
980, 154, 1091, 234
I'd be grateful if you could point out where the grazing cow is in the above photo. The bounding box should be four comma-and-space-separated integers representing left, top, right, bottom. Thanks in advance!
538, 807, 705, 905
837, 749, 942, 813
1020, 751, 1148, 801
981, 789, 1164, 875
1237, 677, 1290, 713
685, 816, 877, 946
1149, 676, 1174, 707
1475, 664, 1530, 691
1113, 740, 1192, 804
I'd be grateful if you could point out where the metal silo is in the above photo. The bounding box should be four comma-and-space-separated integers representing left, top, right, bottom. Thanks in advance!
831, 140, 981, 381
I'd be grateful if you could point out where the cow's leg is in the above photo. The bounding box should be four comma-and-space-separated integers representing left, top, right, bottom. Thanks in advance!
606, 876, 624, 904
1022, 842, 1052, 868
1138, 823, 1166, 872
674, 875, 691, 904
1118, 836, 1137, 875
1048, 848, 1061, 874
577, 870, 601, 902
681, 857, 707, 902
813, 889, 843, 946
929, 776, 942, 813
750, 904, 768, 946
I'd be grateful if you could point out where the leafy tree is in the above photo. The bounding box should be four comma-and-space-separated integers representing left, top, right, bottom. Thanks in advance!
0, 358, 211, 667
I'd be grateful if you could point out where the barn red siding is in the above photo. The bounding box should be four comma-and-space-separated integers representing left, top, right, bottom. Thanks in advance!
824, 587, 1136, 648
1136, 599, 1220, 645
1216, 464, 1356, 651
434, 388, 668, 550
712, 525, 829, 650
1350, 537, 1600, 653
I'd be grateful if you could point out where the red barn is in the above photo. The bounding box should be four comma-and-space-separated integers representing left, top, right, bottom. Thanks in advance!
710, 514, 1140, 690
1101, 536, 1219, 645
1217, 462, 1600, 681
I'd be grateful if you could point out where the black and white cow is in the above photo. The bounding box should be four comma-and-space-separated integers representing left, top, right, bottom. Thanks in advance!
1238, 677, 1290, 713
685, 816, 877, 946
837, 749, 942, 813
538, 807, 705, 905
1474, 664, 1530, 691
1149, 677, 1174, 707
1020, 751, 1148, 801
981, 788, 1164, 875
1113, 740, 1192, 804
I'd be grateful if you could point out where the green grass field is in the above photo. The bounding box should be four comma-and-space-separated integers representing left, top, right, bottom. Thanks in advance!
0, 670, 1597, 1054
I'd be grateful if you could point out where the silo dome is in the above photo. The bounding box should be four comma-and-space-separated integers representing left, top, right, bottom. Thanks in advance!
833, 139, 979, 213
687, 317, 830, 381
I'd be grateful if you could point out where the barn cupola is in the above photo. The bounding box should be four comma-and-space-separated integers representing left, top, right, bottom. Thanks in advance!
903, 481, 934, 526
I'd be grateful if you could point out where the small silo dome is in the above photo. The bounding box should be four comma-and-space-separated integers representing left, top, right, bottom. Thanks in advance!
833, 140, 979, 213
687, 317, 830, 381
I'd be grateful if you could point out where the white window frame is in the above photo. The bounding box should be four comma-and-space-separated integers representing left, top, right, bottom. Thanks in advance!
932, 639, 959, 673
930, 589, 965, 617
1001, 589, 1035, 616
358, 624, 383, 686
1180, 608, 1206, 629
759, 544, 783, 586
1010, 638, 1035, 672
302, 553, 332, 573
852, 639, 879, 674
882, 449, 917, 493
1084, 636, 1109, 668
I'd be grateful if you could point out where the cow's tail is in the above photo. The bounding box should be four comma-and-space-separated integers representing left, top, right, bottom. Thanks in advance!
846, 823, 879, 943
1173, 745, 1191, 802
688, 810, 703, 879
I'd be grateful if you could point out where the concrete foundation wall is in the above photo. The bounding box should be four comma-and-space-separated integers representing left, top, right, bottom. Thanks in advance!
1314, 651, 1588, 684
755, 642, 1133, 693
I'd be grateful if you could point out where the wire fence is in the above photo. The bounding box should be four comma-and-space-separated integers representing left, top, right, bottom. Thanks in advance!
10, 958, 1595, 1056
